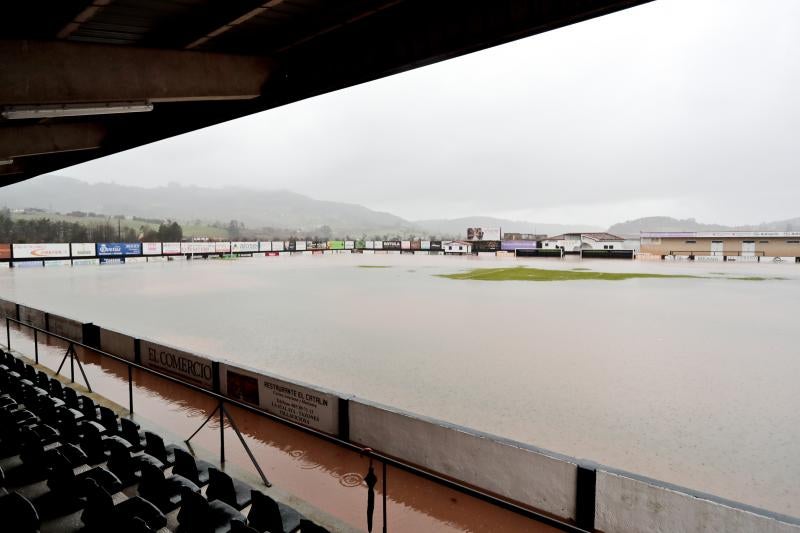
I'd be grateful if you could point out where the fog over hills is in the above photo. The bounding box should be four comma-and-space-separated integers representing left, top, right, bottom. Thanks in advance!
3, 176, 798, 238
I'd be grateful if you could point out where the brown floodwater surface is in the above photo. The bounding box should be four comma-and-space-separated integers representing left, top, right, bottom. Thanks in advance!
1, 254, 799, 522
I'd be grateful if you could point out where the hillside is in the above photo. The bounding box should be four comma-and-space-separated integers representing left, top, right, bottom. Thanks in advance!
415, 217, 601, 237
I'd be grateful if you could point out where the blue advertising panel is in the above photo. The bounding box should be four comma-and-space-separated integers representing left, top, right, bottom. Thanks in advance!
97, 242, 142, 256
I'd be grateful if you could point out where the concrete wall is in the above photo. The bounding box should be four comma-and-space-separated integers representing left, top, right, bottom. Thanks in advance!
99, 327, 137, 362
45, 313, 84, 342
348, 398, 578, 520
18, 304, 46, 329
596, 471, 800, 533
0, 298, 16, 320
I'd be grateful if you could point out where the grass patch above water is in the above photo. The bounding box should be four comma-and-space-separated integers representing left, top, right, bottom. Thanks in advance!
437, 266, 782, 282
357, 265, 391, 269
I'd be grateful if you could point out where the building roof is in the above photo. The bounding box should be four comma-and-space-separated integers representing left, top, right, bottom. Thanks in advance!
546, 232, 624, 241
641, 231, 800, 238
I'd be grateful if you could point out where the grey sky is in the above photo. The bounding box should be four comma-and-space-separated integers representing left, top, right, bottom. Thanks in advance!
55, 0, 800, 227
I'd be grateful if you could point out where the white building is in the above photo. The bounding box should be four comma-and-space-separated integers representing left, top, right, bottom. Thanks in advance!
443, 241, 472, 254
542, 233, 626, 252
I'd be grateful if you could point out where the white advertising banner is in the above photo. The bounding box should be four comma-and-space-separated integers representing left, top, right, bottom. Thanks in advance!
219, 363, 340, 435
345, 241, 355, 250
125, 257, 147, 263
140, 340, 215, 390
73, 258, 100, 266
162, 242, 181, 255
374, 241, 383, 249
44, 259, 72, 267
366, 241, 374, 249
142, 242, 162, 255
232, 241, 259, 253
466, 227, 501, 241
215, 242, 231, 253
271, 241, 285, 252
421, 240, 431, 250
259, 241, 272, 252
13, 243, 70, 259
71, 242, 96, 257
296, 241, 307, 251
181, 242, 216, 254
401, 240, 411, 250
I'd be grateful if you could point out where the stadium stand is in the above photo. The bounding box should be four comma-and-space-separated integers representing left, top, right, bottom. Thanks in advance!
0, 349, 328, 533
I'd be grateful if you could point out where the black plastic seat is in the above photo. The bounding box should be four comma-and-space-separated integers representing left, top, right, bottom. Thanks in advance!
143, 431, 179, 465
99, 405, 121, 434
230, 519, 260, 533
298, 519, 331, 533
49, 378, 64, 399
0, 491, 40, 533
121, 418, 145, 451
47, 448, 122, 497
81, 395, 100, 422
247, 490, 305, 533
137, 462, 200, 512
81, 478, 167, 532
206, 467, 253, 510
173, 447, 213, 486
63, 387, 82, 410
176, 486, 245, 533
107, 440, 164, 486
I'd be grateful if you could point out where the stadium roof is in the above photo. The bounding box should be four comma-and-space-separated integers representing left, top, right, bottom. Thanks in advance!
0, 0, 652, 186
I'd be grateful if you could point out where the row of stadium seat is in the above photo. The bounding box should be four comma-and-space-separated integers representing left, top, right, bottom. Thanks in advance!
0, 349, 330, 533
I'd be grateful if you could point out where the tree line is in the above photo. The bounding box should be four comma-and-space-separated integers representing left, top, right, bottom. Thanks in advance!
0, 208, 182, 244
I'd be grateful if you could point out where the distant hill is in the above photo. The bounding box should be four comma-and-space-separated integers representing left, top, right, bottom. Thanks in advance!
609, 216, 800, 235
415, 217, 601, 238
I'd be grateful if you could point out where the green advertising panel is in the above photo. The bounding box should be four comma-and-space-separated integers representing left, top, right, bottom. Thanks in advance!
328, 240, 345, 250
356, 240, 366, 249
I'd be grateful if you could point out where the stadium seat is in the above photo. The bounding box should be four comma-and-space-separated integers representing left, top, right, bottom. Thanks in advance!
298, 519, 331, 532
120, 418, 146, 451
176, 485, 245, 533
143, 431, 179, 465
107, 439, 164, 486
246, 489, 304, 533
173, 447, 213, 486
0, 491, 40, 533
137, 461, 200, 512
206, 467, 253, 510
81, 478, 166, 532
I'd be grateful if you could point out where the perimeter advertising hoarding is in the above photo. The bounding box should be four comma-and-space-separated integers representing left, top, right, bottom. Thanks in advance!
430, 241, 442, 251
97, 242, 142, 256
356, 240, 365, 249
328, 241, 345, 250
259, 242, 272, 252
162, 242, 181, 255
501, 240, 538, 251
373, 241, 383, 249
421, 240, 431, 250
71, 242, 96, 257
411, 240, 421, 250
0, 244, 10, 260
345, 241, 355, 250
466, 227, 501, 241
271, 241, 285, 252
99, 327, 137, 362
13, 243, 71, 259
100, 257, 124, 264
232, 242, 259, 253
383, 240, 401, 250
142, 242, 162, 255
473, 241, 501, 252
219, 362, 340, 435
181, 242, 215, 254
287, 241, 296, 252
0, 299, 17, 320
296, 241, 307, 251
215, 242, 231, 254
140, 340, 214, 390
44, 259, 72, 267
401, 240, 411, 250
366, 241, 374, 249
46, 313, 84, 342
73, 258, 100, 266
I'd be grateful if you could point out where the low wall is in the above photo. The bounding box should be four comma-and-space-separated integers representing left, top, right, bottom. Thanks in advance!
18, 304, 46, 329
0, 298, 17, 320
139, 339, 215, 390
596, 471, 800, 533
99, 327, 137, 362
45, 312, 84, 342
348, 398, 578, 520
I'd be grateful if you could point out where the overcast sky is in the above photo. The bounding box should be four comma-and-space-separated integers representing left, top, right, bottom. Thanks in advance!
54, 0, 800, 227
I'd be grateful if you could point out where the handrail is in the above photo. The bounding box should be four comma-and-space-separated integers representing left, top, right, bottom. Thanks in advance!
3, 316, 587, 533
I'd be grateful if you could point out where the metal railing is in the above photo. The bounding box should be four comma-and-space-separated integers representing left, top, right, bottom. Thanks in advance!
3, 316, 587, 533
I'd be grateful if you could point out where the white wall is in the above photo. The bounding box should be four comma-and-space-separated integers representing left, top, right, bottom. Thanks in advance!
349, 399, 578, 520
596, 471, 800, 533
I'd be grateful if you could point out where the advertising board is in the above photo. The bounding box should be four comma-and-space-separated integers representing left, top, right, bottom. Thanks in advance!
100, 257, 124, 265
97, 242, 142, 256
345, 241, 355, 250
366, 241, 374, 249
271, 241, 285, 252
140, 340, 215, 390
0, 244, 10, 260
430, 241, 442, 251
232, 241, 259, 253
73, 258, 100, 266
44, 259, 72, 267
13, 261, 43, 268
373, 241, 383, 249
142, 242, 162, 255
215, 242, 231, 253
473, 241, 501, 252
162, 242, 181, 255
181, 242, 215, 254
501, 240, 538, 251
13, 243, 70, 259
383, 240, 401, 250
328, 241, 345, 250
219, 363, 340, 435
421, 240, 431, 250
287, 241, 297, 252
356, 240, 365, 249
411, 240, 421, 250
296, 241, 307, 251
125, 257, 146, 263
71, 242, 96, 257
259, 242, 272, 252
466, 227, 501, 241
401, 240, 411, 250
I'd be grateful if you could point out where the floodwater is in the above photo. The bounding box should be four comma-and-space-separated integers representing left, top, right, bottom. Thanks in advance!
1, 254, 799, 523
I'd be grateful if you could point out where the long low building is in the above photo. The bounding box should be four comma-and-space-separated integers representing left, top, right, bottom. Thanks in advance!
641, 231, 800, 259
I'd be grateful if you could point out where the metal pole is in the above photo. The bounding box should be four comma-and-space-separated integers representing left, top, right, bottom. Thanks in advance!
33, 329, 38, 364
185, 403, 220, 443
221, 404, 271, 487
383, 461, 388, 533
128, 364, 134, 414
6, 317, 10, 350
69, 344, 75, 383
219, 400, 226, 464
